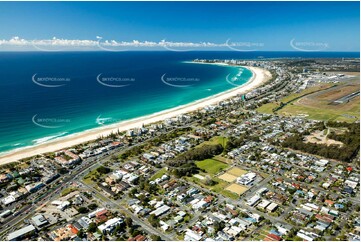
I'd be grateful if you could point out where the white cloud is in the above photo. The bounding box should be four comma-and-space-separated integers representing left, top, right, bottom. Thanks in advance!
0, 36, 265, 51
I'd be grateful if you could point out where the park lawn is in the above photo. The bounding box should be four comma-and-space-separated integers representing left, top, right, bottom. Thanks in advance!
61, 187, 77, 197
150, 168, 167, 181
196, 159, 229, 175
197, 136, 228, 148
213, 155, 232, 164
83, 169, 99, 185
210, 136, 228, 148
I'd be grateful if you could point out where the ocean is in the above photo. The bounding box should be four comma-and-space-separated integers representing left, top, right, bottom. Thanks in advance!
0, 51, 358, 154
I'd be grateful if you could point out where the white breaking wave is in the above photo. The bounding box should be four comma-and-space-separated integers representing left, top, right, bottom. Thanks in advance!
96, 116, 113, 125
32, 132, 68, 145
12, 143, 23, 147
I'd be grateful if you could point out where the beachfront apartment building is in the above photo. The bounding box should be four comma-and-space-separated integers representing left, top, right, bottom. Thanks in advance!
54, 150, 81, 167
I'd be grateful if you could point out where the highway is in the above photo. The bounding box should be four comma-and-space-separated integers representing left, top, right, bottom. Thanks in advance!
0, 125, 192, 238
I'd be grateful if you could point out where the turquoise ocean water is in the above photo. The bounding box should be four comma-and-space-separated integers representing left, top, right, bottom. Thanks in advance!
0, 51, 358, 154
0, 52, 251, 153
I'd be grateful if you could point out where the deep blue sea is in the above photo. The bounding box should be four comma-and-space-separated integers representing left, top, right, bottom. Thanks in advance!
0, 51, 359, 153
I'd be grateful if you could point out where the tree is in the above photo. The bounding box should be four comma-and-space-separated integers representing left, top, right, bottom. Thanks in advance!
57, 167, 68, 174
225, 136, 245, 152
150, 235, 162, 241
282, 122, 360, 162
130, 229, 141, 237
88, 203, 98, 210
77, 229, 86, 239
87, 222, 97, 233
77, 207, 89, 214
97, 166, 112, 174
129, 188, 138, 197
125, 217, 133, 228
148, 214, 160, 227
138, 194, 150, 206
213, 221, 225, 232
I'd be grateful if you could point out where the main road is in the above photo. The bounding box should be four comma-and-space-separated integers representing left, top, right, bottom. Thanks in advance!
0, 124, 193, 238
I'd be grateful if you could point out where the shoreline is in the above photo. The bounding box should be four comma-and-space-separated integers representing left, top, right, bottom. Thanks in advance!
0, 65, 271, 165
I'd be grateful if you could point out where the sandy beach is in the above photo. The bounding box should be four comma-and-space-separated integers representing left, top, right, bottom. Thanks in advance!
0, 66, 271, 165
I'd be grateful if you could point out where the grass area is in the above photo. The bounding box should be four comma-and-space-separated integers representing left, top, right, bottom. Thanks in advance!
150, 168, 167, 181
187, 155, 251, 200
257, 85, 334, 114
211, 136, 228, 148
283, 85, 333, 103
279, 102, 359, 122
198, 136, 228, 148
257, 102, 278, 114
220, 189, 240, 200
213, 155, 231, 164
196, 159, 229, 175
191, 158, 248, 199
83, 168, 99, 185
61, 187, 77, 197
257, 83, 359, 122
187, 175, 239, 200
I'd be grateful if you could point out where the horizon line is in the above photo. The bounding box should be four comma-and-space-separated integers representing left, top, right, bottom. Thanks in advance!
0, 50, 360, 53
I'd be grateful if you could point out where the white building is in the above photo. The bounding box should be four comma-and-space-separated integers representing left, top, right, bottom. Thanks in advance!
98, 217, 123, 234
184, 229, 202, 241
150, 205, 170, 217
246, 195, 260, 206
315, 159, 329, 167
266, 202, 278, 212
257, 199, 271, 210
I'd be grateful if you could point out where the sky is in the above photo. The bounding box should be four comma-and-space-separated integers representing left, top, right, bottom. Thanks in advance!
0, 1, 359, 51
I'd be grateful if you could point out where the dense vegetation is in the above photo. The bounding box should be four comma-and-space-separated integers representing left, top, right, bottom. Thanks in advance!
168, 144, 224, 177
224, 136, 245, 153
96, 166, 112, 174
282, 122, 359, 162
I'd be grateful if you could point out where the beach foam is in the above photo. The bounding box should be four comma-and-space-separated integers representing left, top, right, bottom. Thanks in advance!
32, 132, 68, 145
